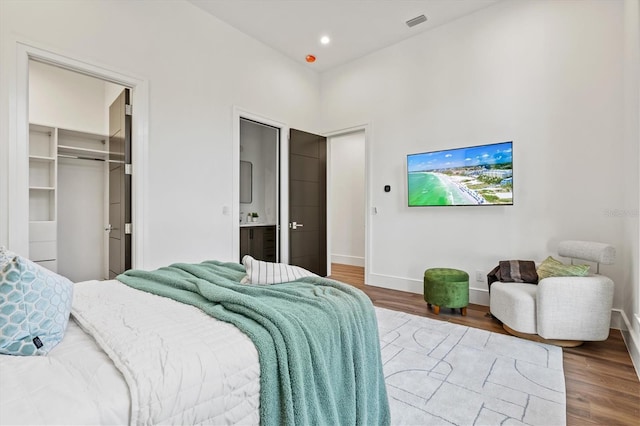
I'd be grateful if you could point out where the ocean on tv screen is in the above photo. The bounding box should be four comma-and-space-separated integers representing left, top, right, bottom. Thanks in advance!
407, 141, 513, 206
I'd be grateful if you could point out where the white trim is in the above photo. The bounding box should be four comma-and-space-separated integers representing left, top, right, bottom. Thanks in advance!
617, 310, 640, 380
331, 254, 365, 267
0, 30, 11, 247
610, 308, 626, 330
232, 116, 367, 274
366, 273, 422, 293
232, 107, 289, 263
469, 287, 490, 306
8, 39, 149, 269
323, 123, 371, 283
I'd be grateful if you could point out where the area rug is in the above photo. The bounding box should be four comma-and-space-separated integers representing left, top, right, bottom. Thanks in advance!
375, 307, 566, 426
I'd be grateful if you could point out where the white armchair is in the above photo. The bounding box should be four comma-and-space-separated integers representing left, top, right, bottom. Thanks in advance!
490, 241, 615, 347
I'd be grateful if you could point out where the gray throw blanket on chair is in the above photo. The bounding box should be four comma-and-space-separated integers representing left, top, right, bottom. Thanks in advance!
487, 260, 538, 293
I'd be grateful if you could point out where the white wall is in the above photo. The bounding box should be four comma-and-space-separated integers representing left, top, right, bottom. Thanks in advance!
4, 0, 639, 371
29, 61, 108, 134
57, 157, 105, 281
5, 0, 637, 324
330, 131, 365, 266
0, 0, 321, 268
320, 0, 628, 306
622, 0, 640, 376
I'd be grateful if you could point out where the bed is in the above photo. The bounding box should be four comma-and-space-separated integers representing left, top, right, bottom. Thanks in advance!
0, 258, 390, 425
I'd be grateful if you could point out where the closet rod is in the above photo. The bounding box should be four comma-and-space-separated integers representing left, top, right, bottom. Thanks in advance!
58, 154, 125, 164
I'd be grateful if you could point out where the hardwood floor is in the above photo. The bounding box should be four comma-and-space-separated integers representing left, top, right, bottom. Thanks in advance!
329, 263, 640, 426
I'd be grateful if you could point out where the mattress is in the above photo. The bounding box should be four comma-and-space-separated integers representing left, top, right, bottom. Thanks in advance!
0, 318, 130, 425
0, 279, 261, 425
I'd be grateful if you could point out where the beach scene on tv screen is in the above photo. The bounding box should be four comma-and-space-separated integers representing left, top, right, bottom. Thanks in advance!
407, 141, 513, 206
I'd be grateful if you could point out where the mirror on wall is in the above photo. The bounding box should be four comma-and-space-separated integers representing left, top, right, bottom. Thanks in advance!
240, 160, 252, 203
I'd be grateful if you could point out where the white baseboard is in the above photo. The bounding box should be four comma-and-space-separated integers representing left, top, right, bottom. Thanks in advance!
331, 254, 365, 267
617, 310, 640, 381
471, 288, 490, 306
366, 272, 489, 305
610, 308, 625, 330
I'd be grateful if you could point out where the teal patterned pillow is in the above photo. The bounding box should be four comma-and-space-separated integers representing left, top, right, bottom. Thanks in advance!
0, 255, 73, 356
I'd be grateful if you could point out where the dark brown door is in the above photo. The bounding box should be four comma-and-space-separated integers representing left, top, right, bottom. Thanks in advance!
107, 89, 132, 278
289, 129, 327, 276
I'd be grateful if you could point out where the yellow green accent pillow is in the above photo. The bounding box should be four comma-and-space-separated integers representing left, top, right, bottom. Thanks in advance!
536, 256, 590, 280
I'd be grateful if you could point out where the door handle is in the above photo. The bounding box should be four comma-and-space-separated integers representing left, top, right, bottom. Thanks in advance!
289, 221, 304, 230
105, 224, 113, 233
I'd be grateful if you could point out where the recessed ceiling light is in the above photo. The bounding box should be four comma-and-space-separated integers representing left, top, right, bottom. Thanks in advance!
320, 35, 331, 45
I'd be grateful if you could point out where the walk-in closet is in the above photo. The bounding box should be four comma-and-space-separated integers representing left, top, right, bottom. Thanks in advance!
28, 60, 127, 282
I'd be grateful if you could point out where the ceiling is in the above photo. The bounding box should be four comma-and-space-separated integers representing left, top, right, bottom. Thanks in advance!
188, 0, 501, 72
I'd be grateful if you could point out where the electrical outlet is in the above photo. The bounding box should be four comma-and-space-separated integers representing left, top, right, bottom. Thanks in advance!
475, 271, 484, 282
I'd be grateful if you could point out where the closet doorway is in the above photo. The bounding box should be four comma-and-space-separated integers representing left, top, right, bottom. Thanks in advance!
28, 60, 131, 282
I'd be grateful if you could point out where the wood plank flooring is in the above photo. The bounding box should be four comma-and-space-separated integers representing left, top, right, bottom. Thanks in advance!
329, 263, 640, 426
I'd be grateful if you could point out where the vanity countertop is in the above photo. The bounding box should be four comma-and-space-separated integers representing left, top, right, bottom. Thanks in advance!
239, 222, 276, 228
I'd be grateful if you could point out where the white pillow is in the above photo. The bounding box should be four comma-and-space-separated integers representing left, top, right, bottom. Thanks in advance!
241, 255, 317, 285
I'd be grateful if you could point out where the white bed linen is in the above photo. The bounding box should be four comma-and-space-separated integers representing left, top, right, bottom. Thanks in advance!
0, 318, 130, 425
0, 279, 261, 425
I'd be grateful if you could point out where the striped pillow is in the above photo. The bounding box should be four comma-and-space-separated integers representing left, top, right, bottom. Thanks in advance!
536, 256, 590, 280
241, 255, 317, 285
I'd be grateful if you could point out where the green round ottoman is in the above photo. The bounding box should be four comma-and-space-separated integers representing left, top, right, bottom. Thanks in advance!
423, 268, 469, 316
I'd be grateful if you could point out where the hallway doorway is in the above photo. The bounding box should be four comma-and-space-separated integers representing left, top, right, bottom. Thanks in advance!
328, 130, 366, 270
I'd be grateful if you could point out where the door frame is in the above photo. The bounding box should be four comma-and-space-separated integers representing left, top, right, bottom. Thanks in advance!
232, 107, 289, 263
5, 39, 149, 269
231, 110, 371, 280
324, 123, 371, 282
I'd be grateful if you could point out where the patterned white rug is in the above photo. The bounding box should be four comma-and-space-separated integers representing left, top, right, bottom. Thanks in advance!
375, 308, 566, 426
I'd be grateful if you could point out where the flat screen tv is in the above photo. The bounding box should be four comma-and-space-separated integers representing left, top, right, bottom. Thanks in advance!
407, 141, 513, 206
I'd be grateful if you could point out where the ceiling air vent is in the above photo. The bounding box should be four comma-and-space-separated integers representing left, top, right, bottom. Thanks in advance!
406, 14, 427, 28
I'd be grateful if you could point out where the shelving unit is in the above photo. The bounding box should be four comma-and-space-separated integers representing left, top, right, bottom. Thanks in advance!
28, 124, 57, 271
28, 124, 109, 273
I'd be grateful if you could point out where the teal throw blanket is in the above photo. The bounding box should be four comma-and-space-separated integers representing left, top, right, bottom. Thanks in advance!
117, 260, 390, 426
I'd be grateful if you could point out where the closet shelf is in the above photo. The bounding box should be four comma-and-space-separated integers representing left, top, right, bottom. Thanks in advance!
30, 122, 114, 275
58, 128, 107, 141
29, 155, 55, 162
58, 144, 109, 159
